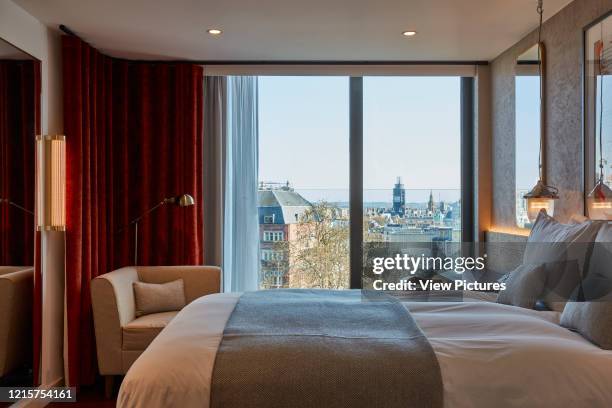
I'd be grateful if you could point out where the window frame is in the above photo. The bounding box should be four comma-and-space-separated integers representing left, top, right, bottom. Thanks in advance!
348, 76, 475, 288
251, 72, 476, 289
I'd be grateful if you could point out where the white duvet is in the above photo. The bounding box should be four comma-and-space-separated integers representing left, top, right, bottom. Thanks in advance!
118, 292, 612, 408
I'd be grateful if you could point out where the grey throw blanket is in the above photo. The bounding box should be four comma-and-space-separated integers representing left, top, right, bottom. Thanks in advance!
210, 289, 443, 408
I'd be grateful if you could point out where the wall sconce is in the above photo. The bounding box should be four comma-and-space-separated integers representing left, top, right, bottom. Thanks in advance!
36, 135, 66, 231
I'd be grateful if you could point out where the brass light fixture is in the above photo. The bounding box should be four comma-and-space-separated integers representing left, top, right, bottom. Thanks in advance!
587, 25, 612, 219
36, 135, 66, 231
523, 0, 559, 223
127, 194, 195, 265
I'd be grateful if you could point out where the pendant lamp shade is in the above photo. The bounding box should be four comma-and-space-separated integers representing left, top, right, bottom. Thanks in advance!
587, 178, 612, 219
524, 179, 559, 223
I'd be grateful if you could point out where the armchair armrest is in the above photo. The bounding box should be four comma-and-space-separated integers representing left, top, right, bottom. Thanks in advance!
0, 269, 33, 376
91, 267, 139, 375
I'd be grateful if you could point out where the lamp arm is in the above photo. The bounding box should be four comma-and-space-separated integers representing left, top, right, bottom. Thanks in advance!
128, 200, 168, 225
0, 198, 34, 216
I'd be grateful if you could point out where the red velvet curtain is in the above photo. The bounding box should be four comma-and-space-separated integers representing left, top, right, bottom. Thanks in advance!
63, 36, 203, 386
0, 61, 38, 265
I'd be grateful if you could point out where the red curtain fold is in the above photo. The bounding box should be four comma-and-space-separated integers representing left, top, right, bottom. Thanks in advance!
0, 61, 38, 266
63, 36, 203, 386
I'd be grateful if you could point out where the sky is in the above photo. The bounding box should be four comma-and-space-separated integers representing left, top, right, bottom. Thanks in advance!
258, 76, 462, 203
515, 75, 541, 192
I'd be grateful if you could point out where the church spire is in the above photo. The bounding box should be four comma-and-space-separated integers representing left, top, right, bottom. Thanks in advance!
428, 190, 434, 212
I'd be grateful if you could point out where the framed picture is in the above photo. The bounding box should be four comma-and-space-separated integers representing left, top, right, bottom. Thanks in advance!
584, 11, 612, 214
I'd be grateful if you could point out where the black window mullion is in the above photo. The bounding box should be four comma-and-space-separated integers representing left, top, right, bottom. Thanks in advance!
349, 77, 363, 289
460, 77, 475, 244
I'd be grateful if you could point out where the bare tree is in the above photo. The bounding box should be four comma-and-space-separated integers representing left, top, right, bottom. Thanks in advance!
288, 201, 349, 289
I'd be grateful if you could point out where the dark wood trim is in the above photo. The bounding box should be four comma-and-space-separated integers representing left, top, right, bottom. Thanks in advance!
582, 13, 589, 216
349, 77, 363, 289
583, 9, 612, 31
539, 42, 548, 184
461, 77, 475, 244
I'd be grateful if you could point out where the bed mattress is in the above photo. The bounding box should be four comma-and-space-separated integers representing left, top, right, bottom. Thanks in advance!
118, 291, 612, 408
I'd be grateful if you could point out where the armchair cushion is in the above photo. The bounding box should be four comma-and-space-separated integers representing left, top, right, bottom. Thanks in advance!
133, 279, 185, 317
122, 311, 178, 351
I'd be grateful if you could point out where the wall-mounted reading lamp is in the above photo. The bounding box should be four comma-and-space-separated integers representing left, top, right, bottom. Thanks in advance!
36, 135, 66, 231
127, 194, 195, 265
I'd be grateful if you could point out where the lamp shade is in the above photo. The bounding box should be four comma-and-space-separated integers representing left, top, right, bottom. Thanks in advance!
162, 194, 195, 207
587, 179, 612, 220
177, 194, 195, 207
523, 179, 559, 223
36, 135, 66, 231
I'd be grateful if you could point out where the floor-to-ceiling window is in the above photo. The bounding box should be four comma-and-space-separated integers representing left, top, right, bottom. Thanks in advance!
361, 77, 462, 287
256, 73, 470, 290
258, 76, 350, 289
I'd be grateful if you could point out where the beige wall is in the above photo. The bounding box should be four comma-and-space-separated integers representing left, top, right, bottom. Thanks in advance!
0, 0, 65, 388
490, 0, 612, 228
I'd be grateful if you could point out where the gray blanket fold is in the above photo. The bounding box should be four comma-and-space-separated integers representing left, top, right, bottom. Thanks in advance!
210, 289, 443, 408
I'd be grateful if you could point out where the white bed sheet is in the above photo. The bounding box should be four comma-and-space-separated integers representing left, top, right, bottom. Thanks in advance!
118, 292, 612, 408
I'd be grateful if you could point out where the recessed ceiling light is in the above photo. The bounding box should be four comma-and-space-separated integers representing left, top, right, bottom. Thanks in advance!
402, 30, 417, 37
207, 28, 222, 35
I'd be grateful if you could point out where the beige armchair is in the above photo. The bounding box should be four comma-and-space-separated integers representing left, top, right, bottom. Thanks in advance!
0, 266, 33, 378
90, 265, 220, 393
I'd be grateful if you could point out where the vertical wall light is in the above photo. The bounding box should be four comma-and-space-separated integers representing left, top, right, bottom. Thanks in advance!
36, 135, 66, 231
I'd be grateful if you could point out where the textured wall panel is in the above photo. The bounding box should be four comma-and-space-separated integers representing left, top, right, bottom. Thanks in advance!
491, 0, 612, 227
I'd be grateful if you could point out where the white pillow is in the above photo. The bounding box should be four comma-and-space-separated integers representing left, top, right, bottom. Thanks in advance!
523, 210, 601, 277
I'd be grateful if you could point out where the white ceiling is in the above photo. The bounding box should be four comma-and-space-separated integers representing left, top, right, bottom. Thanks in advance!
14, 0, 572, 62
0, 37, 33, 59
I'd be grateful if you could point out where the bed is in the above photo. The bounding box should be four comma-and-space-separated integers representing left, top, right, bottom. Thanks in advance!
118, 290, 612, 408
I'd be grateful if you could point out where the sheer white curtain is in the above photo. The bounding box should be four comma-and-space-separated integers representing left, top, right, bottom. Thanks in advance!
223, 76, 259, 292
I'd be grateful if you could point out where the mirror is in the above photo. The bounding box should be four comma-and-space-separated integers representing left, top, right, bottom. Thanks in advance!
585, 13, 612, 219
0, 37, 39, 388
515, 43, 544, 228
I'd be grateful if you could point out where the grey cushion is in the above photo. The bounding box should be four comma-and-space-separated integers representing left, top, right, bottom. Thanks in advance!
560, 272, 612, 349
559, 223, 612, 349
585, 223, 612, 281
523, 211, 601, 277
561, 301, 612, 349
133, 279, 186, 317
540, 260, 581, 312
497, 263, 547, 308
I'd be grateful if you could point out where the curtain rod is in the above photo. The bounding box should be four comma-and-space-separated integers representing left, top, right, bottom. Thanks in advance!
58, 24, 488, 66
59, 24, 79, 38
